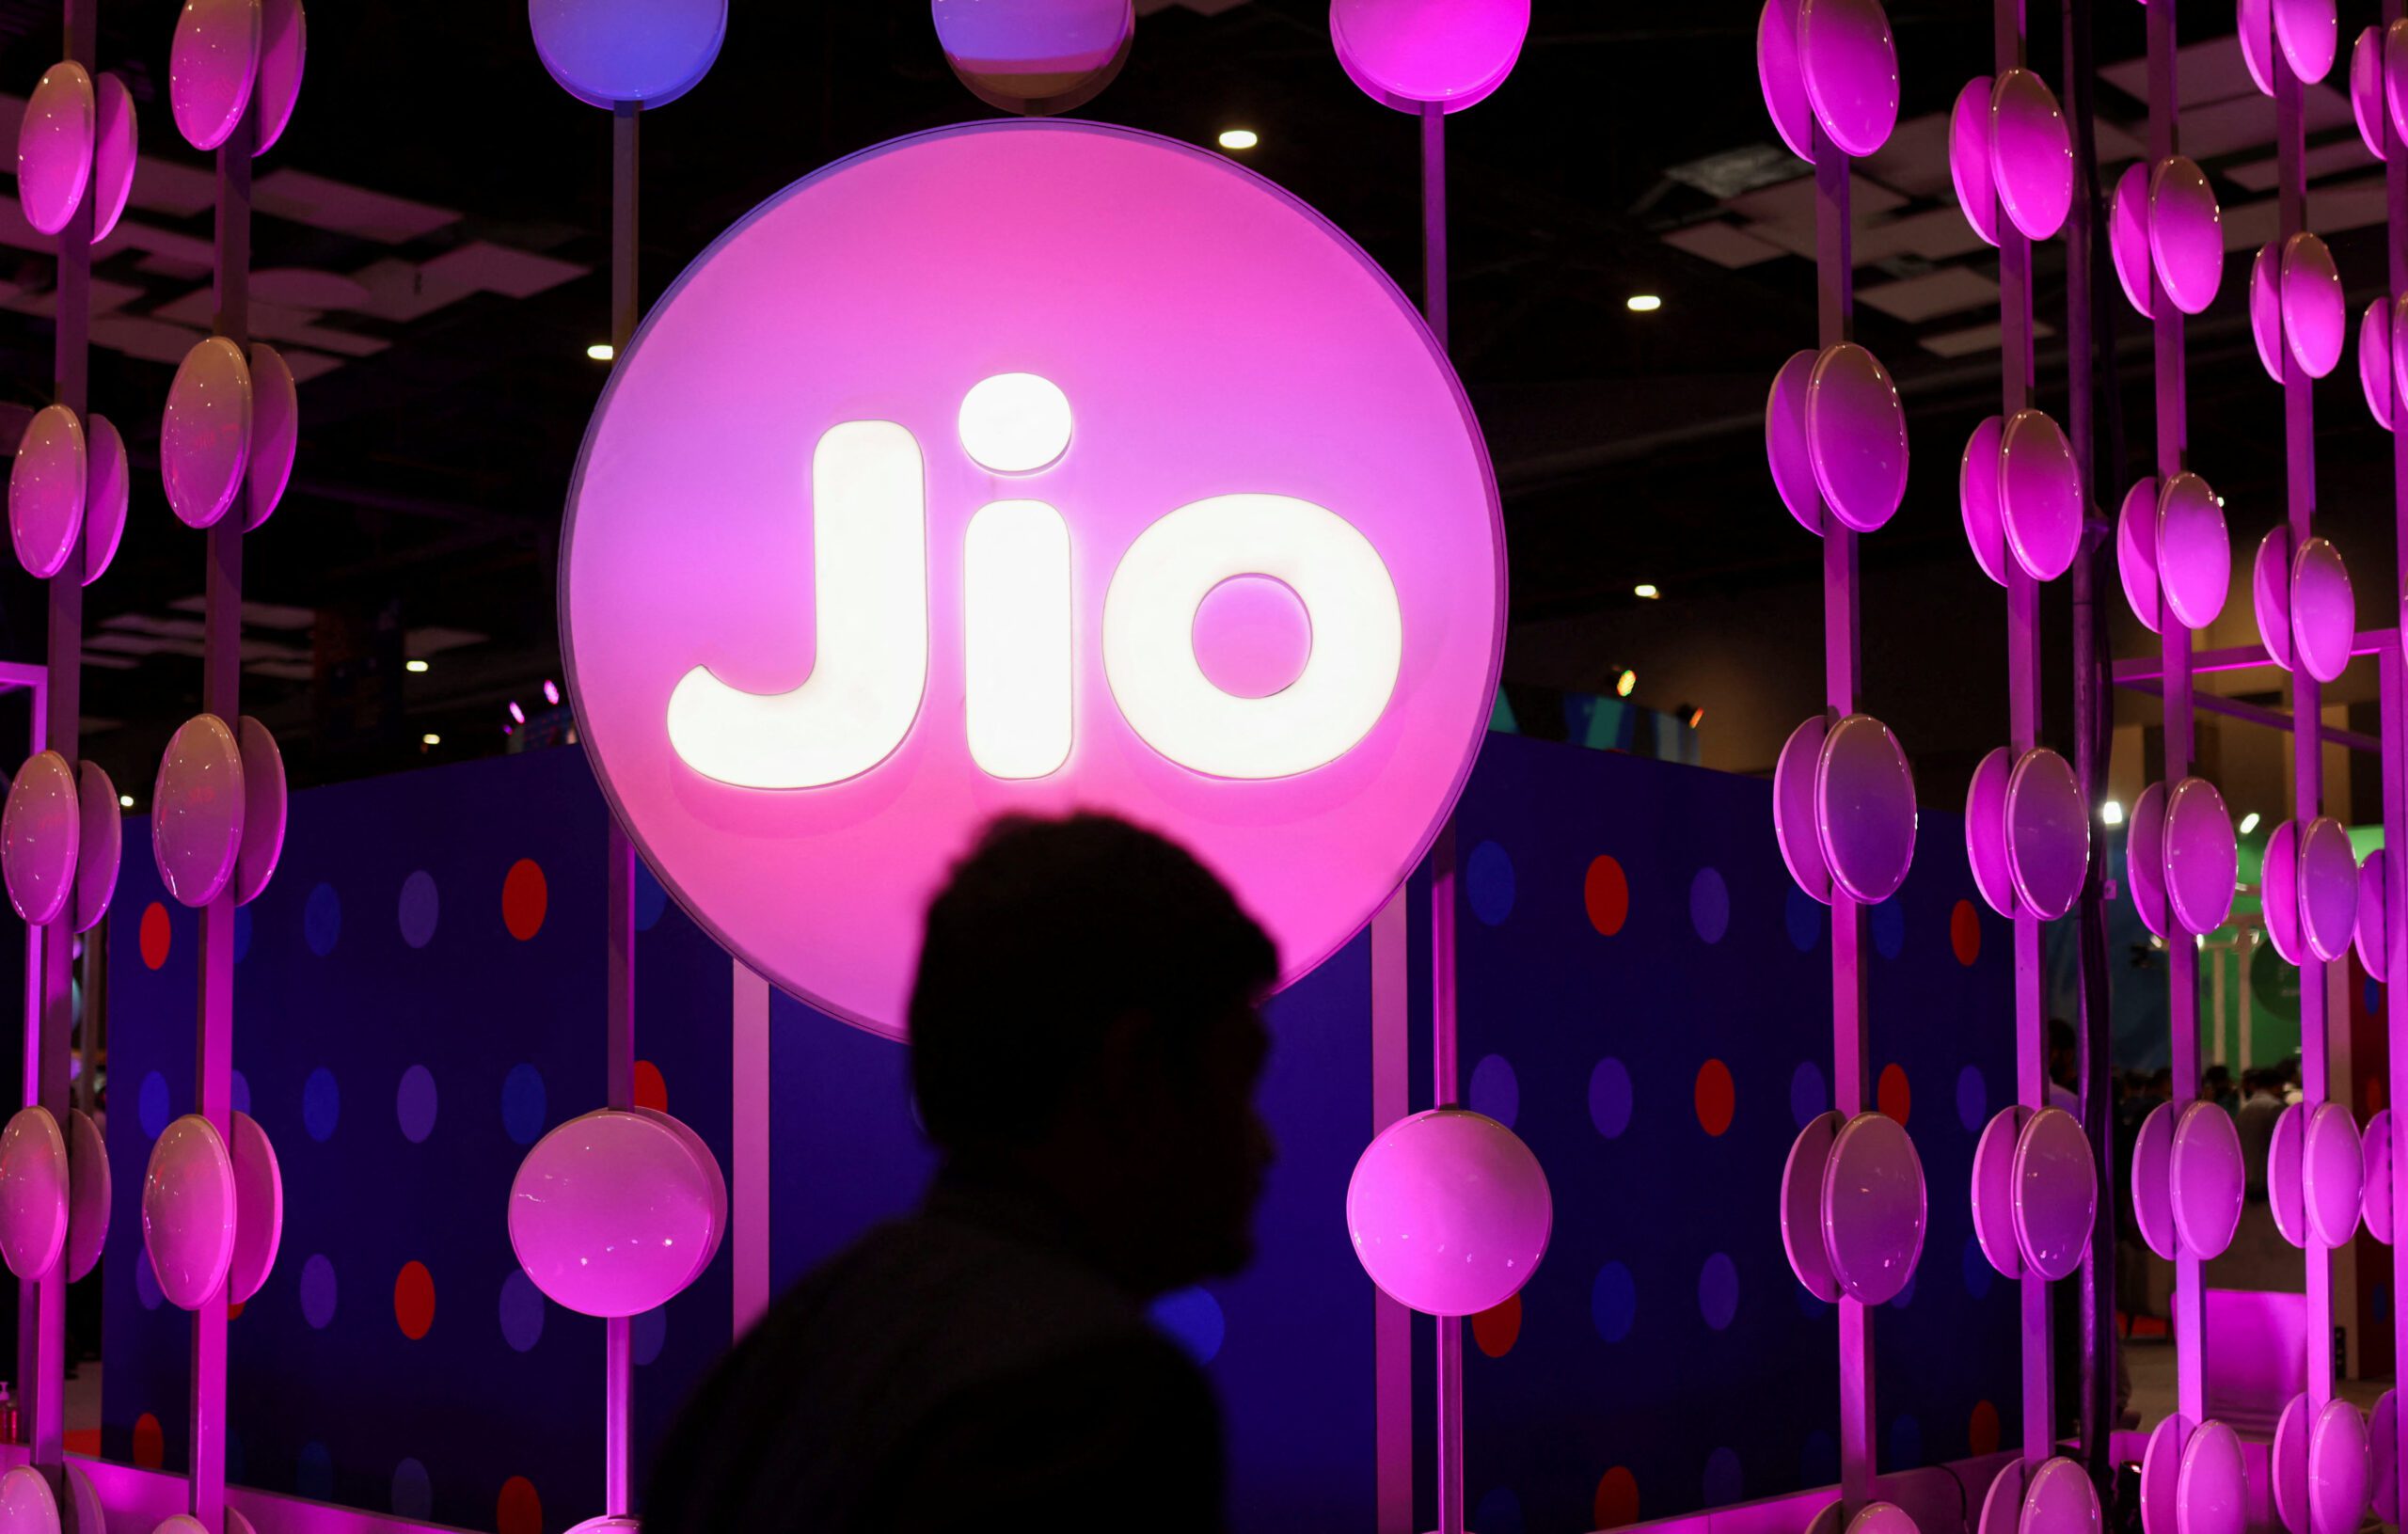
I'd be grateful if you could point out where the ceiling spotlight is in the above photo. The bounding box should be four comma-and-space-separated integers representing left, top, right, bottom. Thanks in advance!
587, 343, 615, 362
117, 794, 134, 809
1626, 294, 1663, 313
543, 679, 562, 706
2238, 811, 2261, 834
2101, 800, 2125, 826
421, 733, 441, 748
509, 701, 527, 725
404, 658, 429, 674
1633, 583, 1660, 600
1687, 706, 1705, 729
1217, 129, 1259, 150
1615, 669, 1637, 698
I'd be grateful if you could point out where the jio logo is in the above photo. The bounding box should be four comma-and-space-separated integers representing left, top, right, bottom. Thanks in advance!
562, 120, 1503, 1038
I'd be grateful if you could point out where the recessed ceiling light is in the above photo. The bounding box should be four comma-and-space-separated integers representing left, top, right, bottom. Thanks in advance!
2238, 811, 2261, 834
421, 733, 442, 748
404, 658, 429, 673
118, 794, 134, 809
1634, 583, 1659, 599
587, 342, 615, 362
1615, 669, 1637, 698
2101, 800, 2125, 826
1217, 129, 1259, 150
1626, 294, 1662, 313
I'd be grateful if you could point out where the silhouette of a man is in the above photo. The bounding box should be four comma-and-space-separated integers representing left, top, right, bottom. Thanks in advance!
647, 813, 1277, 1533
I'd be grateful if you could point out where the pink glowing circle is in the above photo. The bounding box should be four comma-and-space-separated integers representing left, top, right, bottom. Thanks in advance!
2111, 163, 2153, 317
940, 0, 1133, 117
2149, 158, 2224, 316
1989, 69, 2072, 241
2005, 748, 2085, 921
1782, 1110, 1843, 1301
253, 0, 303, 154
162, 337, 253, 530
1819, 1110, 1924, 1305
1959, 415, 2007, 585
2, 751, 77, 927
246, 343, 297, 531
2178, 1419, 2247, 1534
2290, 536, 2354, 684
1805, 342, 1908, 533
0, 1465, 57, 1534
2388, 21, 2408, 145
530, 0, 725, 110
1971, 1105, 2027, 1280
561, 123, 1504, 1038
2130, 1099, 2177, 1259
2256, 527, 2296, 672
634, 1107, 727, 1257
1329, 0, 1527, 113
2012, 1107, 2094, 1281
2307, 1400, 2367, 1534
1796, 0, 1898, 157
0, 1107, 67, 1282
2356, 848, 2389, 982
2282, 233, 2346, 379
1814, 712, 1916, 904
1949, 77, 1999, 246
83, 413, 126, 587
2117, 477, 2162, 633
1776, 713, 1833, 904
2298, 814, 2358, 963
2356, 27, 2389, 160
2250, 245, 2285, 384
2156, 473, 2228, 631
168, 0, 260, 151
510, 1106, 727, 1317
16, 62, 92, 239
2023, 1457, 2101, 1534
152, 713, 246, 909
11, 404, 85, 582
2140, 1417, 2196, 1534
91, 72, 133, 242
2126, 780, 2169, 940
141, 1114, 235, 1311
1766, 349, 1823, 534
2362, 297, 2393, 430
1346, 1107, 1550, 1317
2241, 0, 2277, 95
2162, 776, 2236, 937
2271, 1103, 2308, 1247
2170, 1099, 2243, 1258
1757, 0, 1814, 161
1194, 576, 1312, 699
63, 1107, 104, 1284
234, 716, 285, 907
2276, 0, 2339, 85
2262, 817, 2305, 967
228, 1109, 282, 1305
72, 761, 119, 936
2302, 1102, 2362, 1249
1999, 408, 2079, 580
1963, 745, 2017, 918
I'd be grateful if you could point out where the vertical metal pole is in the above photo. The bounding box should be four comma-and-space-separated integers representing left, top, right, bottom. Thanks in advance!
1370, 890, 1413, 1534
731, 960, 770, 1339
2384, 0, 2408, 1509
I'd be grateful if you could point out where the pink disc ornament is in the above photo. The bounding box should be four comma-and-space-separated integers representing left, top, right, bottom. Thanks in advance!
2276, 0, 2339, 86
2290, 536, 2354, 684
2004, 747, 2086, 921
2242, 0, 2279, 95
2373, 1392, 2400, 1525
62, 1107, 105, 1283
1820, 1110, 1924, 1305
1960, 415, 2008, 584
1795, 0, 1899, 157
152, 714, 246, 909
246, 343, 297, 531
1783, 1110, 1845, 1299
2130, 1099, 2177, 1259
1972, 1105, 2028, 1278
91, 72, 135, 241
2262, 817, 2305, 966
2140, 1415, 2195, 1534
2357, 26, 2389, 160
2297, 814, 2358, 962
2023, 1456, 2102, 1534
228, 1109, 282, 1304
2126, 780, 2169, 940
1805, 342, 1909, 533
2283, 233, 2347, 378
2162, 777, 2236, 936
2149, 158, 2225, 315
2012, 1107, 2095, 1280
1776, 713, 1833, 903
2363, 297, 2393, 429
82, 413, 126, 587
2364, 1108, 2395, 1246
1758, 0, 1814, 160
1964, 745, 2018, 918
16, 62, 92, 239
1767, 349, 1823, 535
169, 0, 261, 151
2387, 18, 2408, 145
2110, 163, 2153, 317
253, 0, 304, 154
511, 1106, 733, 1318
2302, 1102, 2362, 1249
2, 751, 78, 926
141, 1114, 237, 1310
1345, 1107, 1549, 1317
2250, 244, 2286, 384
0, 1107, 68, 1282
72, 760, 119, 935
1814, 712, 1916, 904
10, 404, 85, 582
2170, 1099, 2243, 1258
1950, 78, 2000, 246
0, 1465, 57, 1534
941, 0, 1133, 117
2305, 1400, 2367, 1534
2256, 527, 2296, 672
2356, 848, 2390, 982
234, 716, 284, 906
2117, 477, 2162, 633
2155, 473, 2228, 630
1999, 408, 2080, 580
2178, 1419, 2247, 1534
1989, 70, 2072, 241
161, 337, 253, 530
2271, 1103, 2308, 1247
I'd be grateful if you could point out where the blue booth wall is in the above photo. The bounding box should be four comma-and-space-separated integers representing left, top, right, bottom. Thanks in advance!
103, 734, 2020, 1534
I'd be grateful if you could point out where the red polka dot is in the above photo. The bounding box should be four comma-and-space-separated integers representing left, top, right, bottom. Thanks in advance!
1969, 1399, 2001, 1456
502, 859, 548, 941
2370, 1077, 2388, 1114
394, 1261, 436, 1340
1584, 856, 1629, 936
1695, 1059, 1735, 1137
132, 1413, 163, 1470
1878, 1063, 1911, 1125
1593, 1466, 1640, 1529
1950, 900, 1981, 967
228, 1299, 244, 1321
1471, 1293, 1522, 1357
633, 1060, 667, 1114
497, 1477, 543, 1534
139, 902, 170, 971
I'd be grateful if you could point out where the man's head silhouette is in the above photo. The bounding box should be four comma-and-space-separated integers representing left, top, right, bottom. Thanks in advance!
910, 812, 1278, 1295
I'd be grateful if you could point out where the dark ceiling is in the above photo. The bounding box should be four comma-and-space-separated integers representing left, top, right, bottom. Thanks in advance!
0, 1, 2376, 824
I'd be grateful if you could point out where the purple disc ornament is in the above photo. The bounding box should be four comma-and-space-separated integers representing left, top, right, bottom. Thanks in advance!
2364, 297, 2394, 430
1776, 713, 1833, 904
2297, 815, 2358, 963
1972, 1104, 2028, 1279
2004, 748, 2085, 921
2022, 1457, 2101, 1534
2155, 473, 2229, 630
2290, 535, 2354, 684
1805, 342, 1909, 534
2170, 1100, 2243, 1258
2127, 780, 2170, 940
2262, 818, 2305, 967
1820, 1110, 1925, 1305
2111, 163, 2153, 317
2162, 777, 2236, 936
1965, 746, 2018, 918
1960, 416, 2008, 585
2011, 1106, 2095, 1280
1757, 0, 1814, 160
1950, 77, 1999, 246
2117, 477, 2162, 633
1988, 69, 2072, 241
2271, 1103, 2308, 1247
1782, 1110, 1844, 1300
2149, 157, 2225, 316
2362, 1108, 2394, 1245
2357, 26, 2389, 160
2358, 848, 2390, 982
1814, 713, 1916, 904
2130, 1099, 2178, 1260
1795, 0, 1900, 158
2251, 244, 2286, 384
1766, 349, 1822, 534
2302, 1102, 2362, 1250
2178, 1419, 2247, 1534
1999, 408, 2080, 580
2283, 232, 2347, 379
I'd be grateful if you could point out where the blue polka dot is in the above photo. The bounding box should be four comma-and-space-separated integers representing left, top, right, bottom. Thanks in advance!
1466, 841, 1514, 926
232, 904, 252, 964
1786, 886, 1824, 952
636, 862, 669, 932
302, 1068, 340, 1143
137, 1071, 169, 1139
230, 1069, 250, 1117
632, 1305, 668, 1367
1591, 1261, 1636, 1342
1473, 1489, 1525, 1534
1889, 1270, 1916, 1309
1871, 897, 1904, 958
1890, 1415, 1925, 1469
1698, 1253, 1738, 1330
1963, 1235, 1994, 1299
1703, 1447, 1743, 1507
2368, 979, 2384, 1017
396, 1066, 437, 1144
499, 1272, 545, 1352
1689, 867, 1730, 943
1801, 1430, 1839, 1489
2377, 1283, 2393, 1322
1588, 1058, 1632, 1139
1795, 1282, 1830, 1320
1469, 1054, 1519, 1129
1790, 1062, 1827, 1130
1150, 1286, 1226, 1364
227, 1431, 245, 1488
398, 871, 438, 950
390, 1459, 432, 1521
295, 1441, 333, 1501
1956, 1066, 1987, 1133
303, 883, 341, 957
501, 1064, 547, 1147
135, 1248, 161, 1310
300, 1254, 337, 1329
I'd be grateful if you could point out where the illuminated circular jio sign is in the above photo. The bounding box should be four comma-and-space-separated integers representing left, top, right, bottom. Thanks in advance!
562, 120, 1504, 1039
